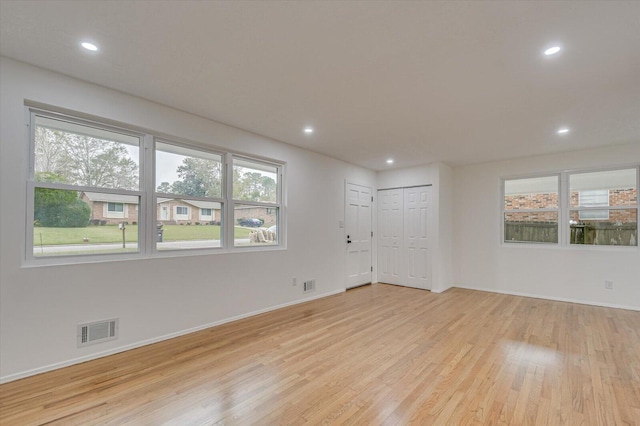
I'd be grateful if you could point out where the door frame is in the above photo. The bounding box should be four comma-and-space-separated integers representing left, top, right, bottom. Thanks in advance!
344, 180, 373, 289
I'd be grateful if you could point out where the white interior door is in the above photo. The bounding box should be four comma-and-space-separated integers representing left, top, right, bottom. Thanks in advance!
404, 186, 431, 290
346, 183, 372, 288
377, 189, 403, 285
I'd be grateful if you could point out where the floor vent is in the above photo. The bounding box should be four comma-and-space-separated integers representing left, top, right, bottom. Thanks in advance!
303, 280, 316, 293
77, 318, 118, 347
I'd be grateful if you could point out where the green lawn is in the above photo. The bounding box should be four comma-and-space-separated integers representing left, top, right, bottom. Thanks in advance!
33, 224, 252, 246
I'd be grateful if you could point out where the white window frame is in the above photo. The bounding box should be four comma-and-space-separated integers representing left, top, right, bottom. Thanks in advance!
25, 106, 286, 266
502, 165, 639, 249
230, 155, 283, 248
26, 109, 145, 265
501, 174, 560, 245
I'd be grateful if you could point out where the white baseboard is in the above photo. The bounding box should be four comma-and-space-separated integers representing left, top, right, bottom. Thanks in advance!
453, 285, 640, 312
0, 289, 345, 384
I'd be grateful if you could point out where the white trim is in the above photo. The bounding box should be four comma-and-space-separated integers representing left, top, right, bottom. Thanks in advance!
0, 288, 345, 384
453, 285, 640, 312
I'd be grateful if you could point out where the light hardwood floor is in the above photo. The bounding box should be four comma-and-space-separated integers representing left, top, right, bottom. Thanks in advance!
1, 284, 639, 425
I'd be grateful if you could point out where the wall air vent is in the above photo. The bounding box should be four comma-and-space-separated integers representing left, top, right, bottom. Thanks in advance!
303, 280, 316, 293
77, 318, 118, 347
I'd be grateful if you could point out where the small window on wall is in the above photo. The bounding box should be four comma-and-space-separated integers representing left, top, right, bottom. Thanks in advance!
570, 168, 637, 246
232, 157, 280, 247
503, 175, 559, 244
578, 190, 609, 220
108, 203, 124, 213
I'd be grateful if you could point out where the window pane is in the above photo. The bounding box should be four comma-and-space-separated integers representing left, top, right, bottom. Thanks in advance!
34, 116, 140, 190
570, 209, 637, 246
233, 158, 278, 203
504, 176, 558, 210
33, 188, 139, 257
156, 142, 222, 198
570, 169, 637, 208
234, 204, 277, 246
504, 212, 558, 243
156, 200, 222, 251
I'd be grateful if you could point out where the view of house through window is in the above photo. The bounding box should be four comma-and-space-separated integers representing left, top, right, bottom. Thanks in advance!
28, 110, 284, 261
503, 168, 638, 247
31, 115, 141, 257
569, 168, 637, 246
154, 141, 224, 251
503, 175, 559, 244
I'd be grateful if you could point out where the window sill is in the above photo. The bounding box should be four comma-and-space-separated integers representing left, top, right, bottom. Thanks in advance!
22, 244, 287, 268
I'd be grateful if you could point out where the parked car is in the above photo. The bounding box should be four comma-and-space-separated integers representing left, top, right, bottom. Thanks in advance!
238, 218, 263, 227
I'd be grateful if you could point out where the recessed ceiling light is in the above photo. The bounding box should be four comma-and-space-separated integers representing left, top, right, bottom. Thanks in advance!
386, 158, 394, 164
544, 46, 561, 56
304, 127, 314, 134
557, 127, 570, 135
81, 42, 98, 51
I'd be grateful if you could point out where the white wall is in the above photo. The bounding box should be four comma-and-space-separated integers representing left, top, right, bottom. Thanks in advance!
376, 163, 454, 292
453, 145, 640, 310
0, 57, 376, 382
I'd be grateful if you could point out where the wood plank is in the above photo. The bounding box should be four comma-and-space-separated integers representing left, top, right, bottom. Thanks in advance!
1, 285, 638, 425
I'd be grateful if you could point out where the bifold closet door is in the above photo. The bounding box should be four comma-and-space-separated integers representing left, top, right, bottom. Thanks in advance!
404, 186, 431, 290
377, 189, 403, 285
377, 186, 431, 290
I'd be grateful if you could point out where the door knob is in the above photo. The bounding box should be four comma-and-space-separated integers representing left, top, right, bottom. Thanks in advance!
347, 235, 352, 244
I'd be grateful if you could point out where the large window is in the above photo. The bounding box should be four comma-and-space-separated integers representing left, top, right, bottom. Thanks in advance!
27, 108, 284, 263
30, 114, 141, 258
503, 175, 559, 244
503, 167, 638, 247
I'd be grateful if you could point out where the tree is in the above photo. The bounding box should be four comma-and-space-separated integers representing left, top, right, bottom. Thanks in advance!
156, 182, 172, 193
34, 172, 90, 227
35, 128, 139, 190
170, 158, 222, 197
34, 127, 66, 173
235, 172, 276, 202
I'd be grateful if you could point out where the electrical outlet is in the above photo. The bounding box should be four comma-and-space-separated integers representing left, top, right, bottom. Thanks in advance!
292, 277, 297, 287
605, 280, 614, 290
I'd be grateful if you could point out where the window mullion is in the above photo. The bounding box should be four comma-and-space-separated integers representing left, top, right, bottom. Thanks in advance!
225, 153, 234, 249
142, 134, 155, 256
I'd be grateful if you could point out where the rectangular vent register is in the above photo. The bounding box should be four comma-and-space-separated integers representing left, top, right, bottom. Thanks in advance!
77, 318, 119, 347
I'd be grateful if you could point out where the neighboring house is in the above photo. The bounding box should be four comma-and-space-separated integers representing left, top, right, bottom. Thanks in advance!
81, 192, 138, 225
81, 193, 222, 225
157, 198, 222, 224
81, 193, 278, 226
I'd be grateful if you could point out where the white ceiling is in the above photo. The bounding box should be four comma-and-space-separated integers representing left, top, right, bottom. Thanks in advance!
1, 1, 639, 170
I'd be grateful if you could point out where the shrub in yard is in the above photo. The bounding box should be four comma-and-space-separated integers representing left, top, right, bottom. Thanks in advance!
132, 221, 137, 225
34, 186, 91, 227
195, 222, 201, 225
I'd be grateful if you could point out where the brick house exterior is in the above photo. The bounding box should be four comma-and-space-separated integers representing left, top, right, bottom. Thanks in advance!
157, 199, 222, 225
81, 192, 139, 225
505, 188, 637, 223
81, 193, 223, 225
